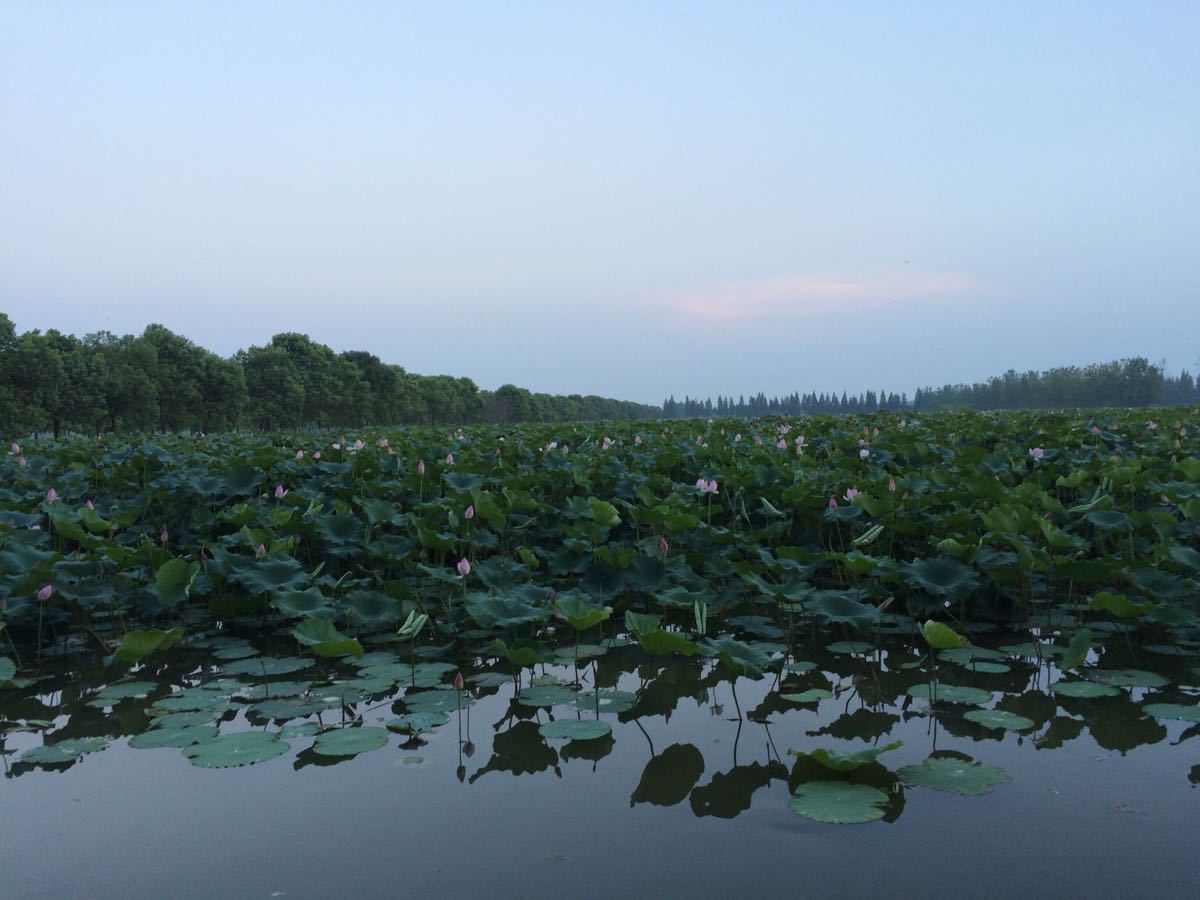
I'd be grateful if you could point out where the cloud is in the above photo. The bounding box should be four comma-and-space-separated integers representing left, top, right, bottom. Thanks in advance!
665, 272, 980, 324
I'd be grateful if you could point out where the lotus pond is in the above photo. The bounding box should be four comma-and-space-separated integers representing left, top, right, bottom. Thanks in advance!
2, 411, 1198, 896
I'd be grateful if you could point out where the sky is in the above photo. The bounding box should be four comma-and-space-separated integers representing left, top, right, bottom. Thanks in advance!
1, 2, 1197, 405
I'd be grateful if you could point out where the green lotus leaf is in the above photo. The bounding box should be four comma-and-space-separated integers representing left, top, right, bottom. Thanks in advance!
554, 593, 612, 632
826, 640, 874, 655
88, 680, 158, 707
921, 620, 969, 650
1142, 703, 1200, 723
212, 644, 259, 660
789, 740, 902, 772
223, 656, 314, 676
115, 627, 183, 664
1060, 628, 1094, 671
153, 557, 200, 608
1082, 668, 1169, 689
291, 618, 364, 659
906, 684, 992, 705
387, 712, 450, 733
465, 592, 551, 629
313, 726, 390, 757
806, 590, 880, 628
184, 731, 291, 768
129, 725, 219, 749
22, 737, 109, 765
899, 755, 1010, 796
567, 689, 636, 714
697, 635, 771, 677
902, 557, 982, 599
1050, 680, 1121, 698
272, 587, 335, 619
403, 689, 474, 713
781, 689, 833, 704
538, 719, 612, 741
231, 554, 310, 595
587, 497, 621, 527
0, 657, 15, 685
788, 781, 889, 824
517, 684, 578, 707
963, 709, 1035, 731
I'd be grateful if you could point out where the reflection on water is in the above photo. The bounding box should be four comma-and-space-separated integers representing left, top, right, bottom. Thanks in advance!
4, 628, 1198, 806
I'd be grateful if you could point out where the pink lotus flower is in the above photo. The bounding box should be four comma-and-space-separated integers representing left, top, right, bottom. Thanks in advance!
445, 453, 454, 465
353, 439, 365, 451
754, 435, 763, 445
295, 450, 305, 459
417, 459, 426, 476
888, 477, 896, 494
465, 504, 475, 520
313, 450, 322, 460
274, 484, 288, 499
46, 488, 58, 502
828, 498, 838, 510
37, 584, 53, 601
86, 499, 94, 509
734, 433, 742, 442
844, 488, 859, 502
695, 478, 719, 495
160, 527, 168, 544
332, 443, 341, 450
859, 448, 869, 460
659, 536, 669, 554
9, 442, 18, 454
634, 435, 642, 446
1028, 447, 1045, 460
454, 671, 465, 691
777, 439, 786, 449
456, 557, 471, 577
256, 543, 266, 558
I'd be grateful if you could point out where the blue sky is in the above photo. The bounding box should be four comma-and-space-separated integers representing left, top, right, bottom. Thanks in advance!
2, 2, 1197, 404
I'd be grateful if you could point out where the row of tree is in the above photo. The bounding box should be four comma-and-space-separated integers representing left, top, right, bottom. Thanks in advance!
0, 315, 658, 436
662, 357, 1199, 418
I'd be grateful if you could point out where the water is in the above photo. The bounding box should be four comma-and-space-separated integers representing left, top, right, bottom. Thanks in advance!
3, 634, 1198, 898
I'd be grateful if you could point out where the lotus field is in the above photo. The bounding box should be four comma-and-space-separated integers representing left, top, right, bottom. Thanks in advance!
2, 410, 1199, 890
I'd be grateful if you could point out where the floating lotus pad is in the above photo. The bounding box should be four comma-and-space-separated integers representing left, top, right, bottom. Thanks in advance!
517, 684, 579, 707
963, 709, 1035, 731
538, 719, 612, 741
906, 684, 992, 705
567, 690, 636, 714
1142, 703, 1200, 723
129, 725, 219, 749
87, 681, 159, 707
826, 641, 874, 655
387, 712, 450, 733
184, 732, 291, 768
223, 656, 314, 677
781, 689, 833, 704
1050, 680, 1121, 698
22, 737, 109, 765
789, 781, 889, 824
1081, 669, 1169, 689
312, 726, 390, 757
403, 689, 474, 713
789, 740, 901, 773
899, 756, 1011, 796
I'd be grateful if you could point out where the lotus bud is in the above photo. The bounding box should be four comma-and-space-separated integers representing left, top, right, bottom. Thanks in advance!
465, 504, 475, 520
659, 536, 669, 554
417, 459, 426, 476
456, 557, 471, 577
46, 488, 58, 502
454, 671, 465, 691
37, 584, 53, 601
256, 543, 267, 558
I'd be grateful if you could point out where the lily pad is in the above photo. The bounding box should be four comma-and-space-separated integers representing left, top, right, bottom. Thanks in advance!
223, 656, 314, 677
782, 689, 833, 704
312, 726, 390, 757
789, 740, 902, 772
184, 732, 291, 768
129, 725, 219, 749
1082, 668, 1169, 689
1142, 703, 1200, 723
788, 781, 889, 824
22, 737, 109, 765
906, 684, 992, 705
517, 684, 579, 707
538, 719, 612, 741
899, 755, 1010, 796
387, 712, 450, 733
963, 709, 1035, 731
1050, 680, 1121, 699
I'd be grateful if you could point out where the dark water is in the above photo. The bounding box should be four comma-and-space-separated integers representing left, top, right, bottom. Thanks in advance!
4, 635, 1199, 899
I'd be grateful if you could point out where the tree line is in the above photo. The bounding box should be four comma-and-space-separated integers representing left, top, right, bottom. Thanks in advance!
662, 357, 1199, 418
0, 315, 658, 437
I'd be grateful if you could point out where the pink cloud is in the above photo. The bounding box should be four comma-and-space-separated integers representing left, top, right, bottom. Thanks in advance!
667, 272, 980, 324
